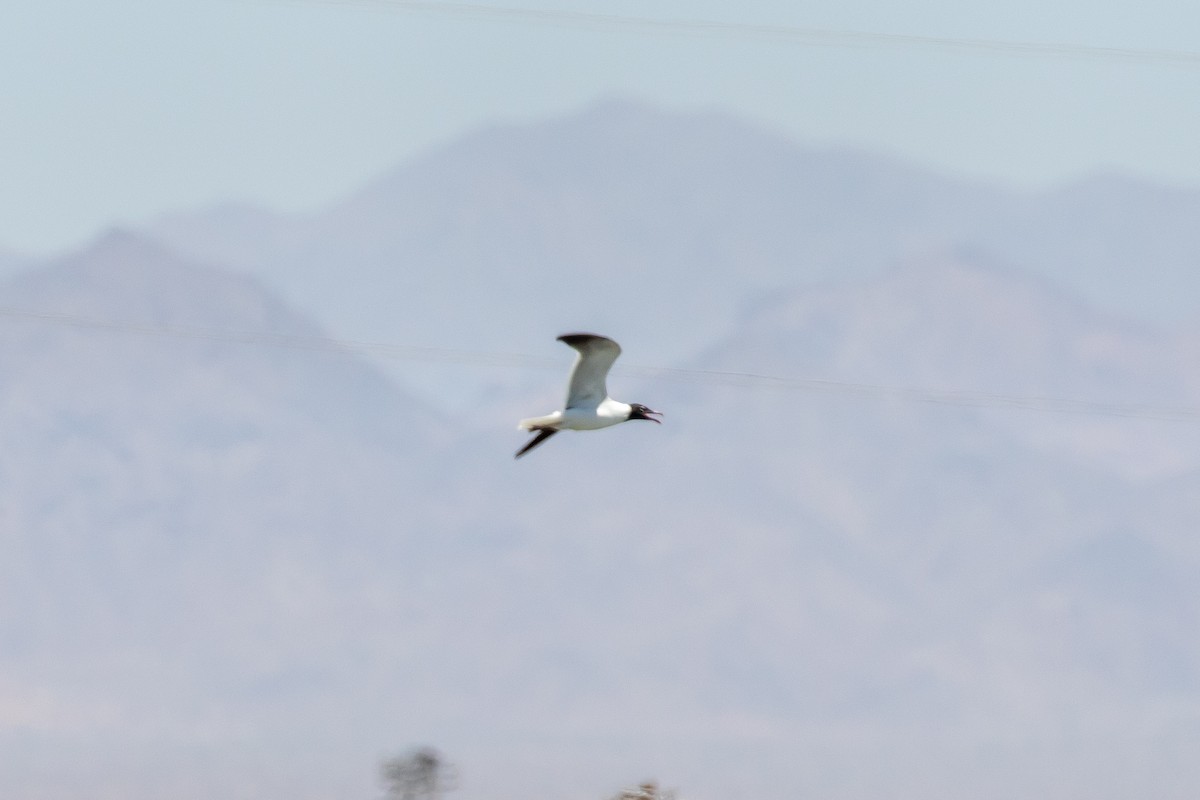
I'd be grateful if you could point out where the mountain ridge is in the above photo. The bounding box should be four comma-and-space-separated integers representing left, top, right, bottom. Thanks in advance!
3, 102, 1200, 800
138, 100, 1200, 411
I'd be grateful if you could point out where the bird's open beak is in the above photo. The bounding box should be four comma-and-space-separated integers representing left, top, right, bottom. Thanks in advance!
643, 408, 663, 424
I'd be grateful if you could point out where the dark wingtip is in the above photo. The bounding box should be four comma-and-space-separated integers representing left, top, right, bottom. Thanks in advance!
514, 428, 559, 459
557, 332, 612, 346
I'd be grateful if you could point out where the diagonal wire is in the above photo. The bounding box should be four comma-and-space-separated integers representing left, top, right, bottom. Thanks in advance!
281, 0, 1200, 67
616, 364, 1200, 422
2, 305, 1199, 422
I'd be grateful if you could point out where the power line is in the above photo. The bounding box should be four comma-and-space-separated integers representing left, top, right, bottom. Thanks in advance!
620, 364, 1200, 422
286, 0, 1200, 68
3, 305, 1198, 423
0, 306, 559, 369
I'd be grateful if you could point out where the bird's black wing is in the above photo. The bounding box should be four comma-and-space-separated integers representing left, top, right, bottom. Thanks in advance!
514, 428, 559, 459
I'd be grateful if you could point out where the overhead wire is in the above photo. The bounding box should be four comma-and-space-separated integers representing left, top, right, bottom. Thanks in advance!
2, 305, 1198, 423
281, 0, 1200, 68
1, 7, 1186, 421
20, 9, 1199, 421
206, 0, 1200, 423
619, 364, 1200, 422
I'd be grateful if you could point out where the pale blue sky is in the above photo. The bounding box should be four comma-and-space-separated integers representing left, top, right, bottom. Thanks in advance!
3, 0, 1199, 255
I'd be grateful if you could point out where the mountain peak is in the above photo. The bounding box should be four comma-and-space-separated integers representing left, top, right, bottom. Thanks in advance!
717, 251, 1165, 398
4, 228, 320, 337
879, 249, 1093, 316
90, 224, 159, 252
0, 226, 441, 449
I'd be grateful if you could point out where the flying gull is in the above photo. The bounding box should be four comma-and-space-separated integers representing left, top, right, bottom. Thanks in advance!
515, 333, 662, 459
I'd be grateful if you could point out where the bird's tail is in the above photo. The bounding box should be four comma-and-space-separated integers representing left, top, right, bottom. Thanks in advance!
517, 414, 560, 431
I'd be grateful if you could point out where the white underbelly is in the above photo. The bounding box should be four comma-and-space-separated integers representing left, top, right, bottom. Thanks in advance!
560, 401, 627, 430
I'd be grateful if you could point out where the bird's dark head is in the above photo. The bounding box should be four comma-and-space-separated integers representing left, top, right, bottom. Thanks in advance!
627, 403, 662, 424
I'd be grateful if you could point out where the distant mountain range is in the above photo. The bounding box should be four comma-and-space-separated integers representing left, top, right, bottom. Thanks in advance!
2, 101, 1199, 800
150, 100, 1200, 371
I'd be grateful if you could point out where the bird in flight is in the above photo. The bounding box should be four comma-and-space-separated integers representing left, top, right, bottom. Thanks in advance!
515, 333, 662, 459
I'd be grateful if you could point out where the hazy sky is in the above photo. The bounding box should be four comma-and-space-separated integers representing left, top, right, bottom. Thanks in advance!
4, 0, 1199, 255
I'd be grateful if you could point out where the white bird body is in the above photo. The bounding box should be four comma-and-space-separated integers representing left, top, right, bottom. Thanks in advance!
518, 398, 635, 432
515, 333, 661, 458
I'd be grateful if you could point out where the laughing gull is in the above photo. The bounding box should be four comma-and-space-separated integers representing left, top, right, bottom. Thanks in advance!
515, 333, 662, 459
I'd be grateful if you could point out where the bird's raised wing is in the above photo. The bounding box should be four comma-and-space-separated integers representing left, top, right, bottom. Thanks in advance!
558, 333, 621, 409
